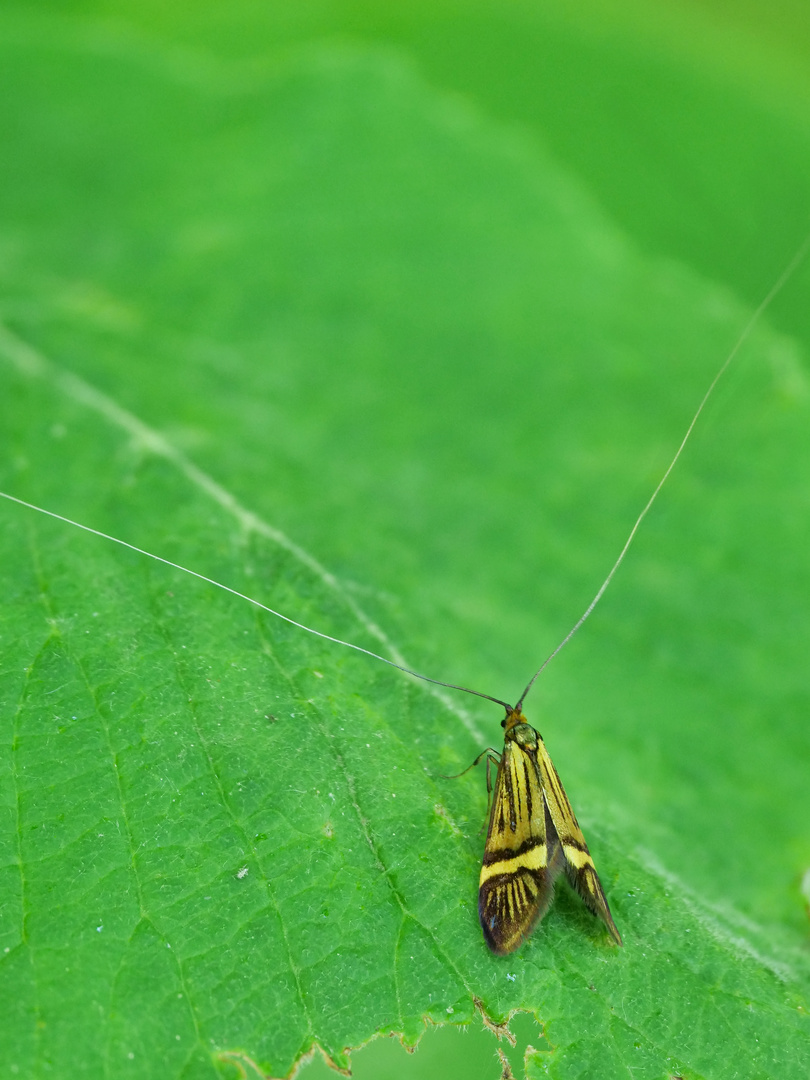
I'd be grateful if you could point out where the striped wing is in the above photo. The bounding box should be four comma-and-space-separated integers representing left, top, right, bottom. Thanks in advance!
478, 737, 562, 954
535, 737, 622, 945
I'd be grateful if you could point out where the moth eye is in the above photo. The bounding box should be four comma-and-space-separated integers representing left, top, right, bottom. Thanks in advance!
500, 718, 506, 728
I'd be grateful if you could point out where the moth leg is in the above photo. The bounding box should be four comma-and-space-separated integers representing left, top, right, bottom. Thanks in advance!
484, 751, 501, 801
439, 747, 502, 835
439, 747, 500, 781
480, 750, 502, 829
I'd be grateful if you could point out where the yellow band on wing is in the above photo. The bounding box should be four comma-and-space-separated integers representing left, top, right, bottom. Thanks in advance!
479, 843, 547, 885
561, 844, 595, 870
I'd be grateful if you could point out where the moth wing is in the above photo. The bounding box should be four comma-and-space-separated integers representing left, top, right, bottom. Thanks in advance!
478, 739, 563, 954
535, 739, 622, 945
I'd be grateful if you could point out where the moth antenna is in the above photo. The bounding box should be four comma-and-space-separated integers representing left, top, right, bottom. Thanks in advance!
0, 490, 511, 711
4, 234, 807, 721
515, 229, 810, 713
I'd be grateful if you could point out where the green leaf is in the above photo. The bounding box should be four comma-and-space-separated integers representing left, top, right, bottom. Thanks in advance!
1, 5, 809, 1080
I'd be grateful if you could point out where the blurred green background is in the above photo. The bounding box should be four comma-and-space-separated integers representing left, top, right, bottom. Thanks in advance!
1, 1, 809, 1078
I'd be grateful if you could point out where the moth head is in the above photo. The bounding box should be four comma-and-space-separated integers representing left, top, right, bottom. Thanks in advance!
502, 706, 525, 732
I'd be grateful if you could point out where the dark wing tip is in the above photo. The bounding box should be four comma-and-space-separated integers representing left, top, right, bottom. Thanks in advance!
563, 859, 623, 946
479, 866, 558, 955
605, 914, 623, 946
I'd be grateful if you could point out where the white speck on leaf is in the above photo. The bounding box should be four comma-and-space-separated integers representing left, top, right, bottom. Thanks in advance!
237, 866, 249, 879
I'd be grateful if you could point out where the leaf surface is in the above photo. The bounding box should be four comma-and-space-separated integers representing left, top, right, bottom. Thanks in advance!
1, 6, 809, 1079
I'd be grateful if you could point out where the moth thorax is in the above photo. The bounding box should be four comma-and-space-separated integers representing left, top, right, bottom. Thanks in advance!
511, 723, 538, 749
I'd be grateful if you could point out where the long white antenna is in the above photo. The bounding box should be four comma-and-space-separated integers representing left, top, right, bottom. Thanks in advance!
0, 490, 511, 711
2, 233, 807, 717
515, 231, 810, 711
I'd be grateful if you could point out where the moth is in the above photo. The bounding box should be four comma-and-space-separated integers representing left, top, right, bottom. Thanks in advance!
1, 231, 805, 958
478, 705, 621, 954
